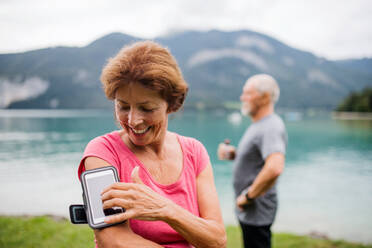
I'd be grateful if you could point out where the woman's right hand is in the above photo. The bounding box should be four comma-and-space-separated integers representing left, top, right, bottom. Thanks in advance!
101, 166, 173, 224
217, 142, 236, 160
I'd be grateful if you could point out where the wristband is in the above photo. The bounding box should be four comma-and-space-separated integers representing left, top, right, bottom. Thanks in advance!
245, 192, 254, 202
242, 187, 254, 203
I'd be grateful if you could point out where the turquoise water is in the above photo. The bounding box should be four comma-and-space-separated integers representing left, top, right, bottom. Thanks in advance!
0, 109, 371, 243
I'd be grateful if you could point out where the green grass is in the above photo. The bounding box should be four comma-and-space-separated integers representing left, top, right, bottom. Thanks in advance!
226, 226, 372, 248
0, 216, 94, 248
1, 216, 371, 248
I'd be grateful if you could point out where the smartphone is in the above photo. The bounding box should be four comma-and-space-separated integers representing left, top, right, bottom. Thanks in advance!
81, 166, 125, 229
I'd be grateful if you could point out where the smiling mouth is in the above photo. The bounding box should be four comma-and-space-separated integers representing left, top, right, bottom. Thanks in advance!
129, 126, 151, 136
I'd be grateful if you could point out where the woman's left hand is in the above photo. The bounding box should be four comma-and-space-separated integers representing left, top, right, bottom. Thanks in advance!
101, 166, 171, 224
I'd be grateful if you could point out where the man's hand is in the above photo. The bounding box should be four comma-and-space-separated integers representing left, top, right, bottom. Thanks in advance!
217, 141, 236, 160
236, 188, 253, 210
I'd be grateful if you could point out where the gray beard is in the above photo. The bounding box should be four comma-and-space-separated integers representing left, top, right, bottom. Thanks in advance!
241, 105, 250, 117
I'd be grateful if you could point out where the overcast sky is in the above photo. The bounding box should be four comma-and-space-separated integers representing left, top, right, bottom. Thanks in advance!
1, 0, 371, 60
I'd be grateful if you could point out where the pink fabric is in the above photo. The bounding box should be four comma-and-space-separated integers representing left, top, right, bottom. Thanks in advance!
78, 131, 210, 248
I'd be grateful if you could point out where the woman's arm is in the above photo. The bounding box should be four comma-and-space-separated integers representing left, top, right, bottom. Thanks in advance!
103, 163, 227, 248
165, 162, 227, 248
94, 221, 163, 248
84, 156, 162, 248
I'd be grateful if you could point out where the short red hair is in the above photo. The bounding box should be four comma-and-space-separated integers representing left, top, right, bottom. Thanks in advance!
100, 41, 188, 112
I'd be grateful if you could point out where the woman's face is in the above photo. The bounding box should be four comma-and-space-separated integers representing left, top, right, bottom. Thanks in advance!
115, 83, 169, 147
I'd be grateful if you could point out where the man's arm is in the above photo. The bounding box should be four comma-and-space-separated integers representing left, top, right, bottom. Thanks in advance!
236, 152, 285, 207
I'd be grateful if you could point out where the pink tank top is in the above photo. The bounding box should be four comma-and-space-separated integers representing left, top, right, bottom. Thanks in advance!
78, 131, 209, 248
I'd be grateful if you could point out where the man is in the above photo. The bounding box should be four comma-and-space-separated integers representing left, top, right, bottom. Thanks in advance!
218, 74, 287, 248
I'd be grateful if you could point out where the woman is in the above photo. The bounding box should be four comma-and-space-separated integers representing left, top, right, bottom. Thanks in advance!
78, 41, 226, 248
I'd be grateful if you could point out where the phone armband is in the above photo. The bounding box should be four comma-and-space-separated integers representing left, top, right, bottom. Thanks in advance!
80, 166, 125, 229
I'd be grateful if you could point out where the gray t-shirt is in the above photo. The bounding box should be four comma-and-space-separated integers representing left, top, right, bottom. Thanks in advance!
233, 113, 287, 226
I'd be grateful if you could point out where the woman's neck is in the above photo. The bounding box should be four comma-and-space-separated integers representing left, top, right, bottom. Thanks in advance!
126, 129, 169, 160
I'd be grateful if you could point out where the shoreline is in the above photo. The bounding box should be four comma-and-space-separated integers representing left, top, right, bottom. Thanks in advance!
332, 111, 372, 120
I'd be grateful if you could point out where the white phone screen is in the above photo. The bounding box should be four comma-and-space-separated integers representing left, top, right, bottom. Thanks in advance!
85, 169, 117, 224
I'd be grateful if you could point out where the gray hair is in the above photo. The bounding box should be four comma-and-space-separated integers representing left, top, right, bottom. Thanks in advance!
246, 74, 280, 103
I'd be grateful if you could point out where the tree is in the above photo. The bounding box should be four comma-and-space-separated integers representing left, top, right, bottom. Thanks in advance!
336, 87, 372, 112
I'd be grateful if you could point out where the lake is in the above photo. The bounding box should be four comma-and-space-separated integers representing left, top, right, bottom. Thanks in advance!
0, 109, 371, 243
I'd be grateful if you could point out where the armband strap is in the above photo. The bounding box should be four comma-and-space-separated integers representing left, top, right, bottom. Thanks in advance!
69, 204, 88, 224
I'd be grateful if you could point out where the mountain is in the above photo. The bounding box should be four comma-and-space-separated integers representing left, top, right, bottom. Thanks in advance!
334, 58, 372, 75
0, 32, 140, 109
1, 30, 371, 110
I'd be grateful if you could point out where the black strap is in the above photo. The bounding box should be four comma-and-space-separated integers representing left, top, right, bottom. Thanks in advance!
69, 204, 88, 224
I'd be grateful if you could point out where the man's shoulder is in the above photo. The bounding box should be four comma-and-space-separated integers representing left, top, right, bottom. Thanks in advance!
260, 113, 285, 129
254, 114, 286, 143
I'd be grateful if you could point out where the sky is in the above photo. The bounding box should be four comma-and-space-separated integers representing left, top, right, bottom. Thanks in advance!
1, 0, 371, 60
